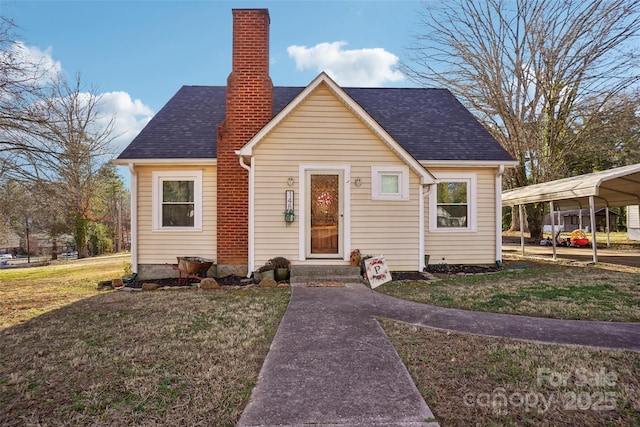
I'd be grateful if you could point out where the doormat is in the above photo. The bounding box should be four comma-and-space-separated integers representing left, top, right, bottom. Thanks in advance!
306, 281, 345, 287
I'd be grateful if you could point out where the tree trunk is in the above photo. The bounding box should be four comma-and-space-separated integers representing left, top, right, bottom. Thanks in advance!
74, 216, 90, 259
51, 238, 58, 260
526, 202, 545, 240
509, 205, 530, 233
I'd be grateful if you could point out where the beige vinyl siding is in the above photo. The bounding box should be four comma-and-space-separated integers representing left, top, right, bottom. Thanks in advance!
253, 83, 421, 271
425, 167, 497, 265
136, 165, 216, 265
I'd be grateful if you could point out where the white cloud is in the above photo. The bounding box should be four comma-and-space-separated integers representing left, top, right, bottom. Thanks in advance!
97, 91, 154, 153
11, 42, 62, 86
287, 41, 405, 87
3, 42, 154, 156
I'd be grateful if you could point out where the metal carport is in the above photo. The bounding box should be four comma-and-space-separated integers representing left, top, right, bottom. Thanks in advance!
502, 163, 640, 263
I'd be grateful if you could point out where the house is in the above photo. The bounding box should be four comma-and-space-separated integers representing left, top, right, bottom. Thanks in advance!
543, 208, 620, 233
114, 9, 516, 279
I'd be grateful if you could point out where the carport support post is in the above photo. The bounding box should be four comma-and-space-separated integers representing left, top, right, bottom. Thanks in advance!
518, 204, 525, 256
589, 196, 598, 263
550, 201, 557, 261
605, 207, 611, 248
579, 206, 583, 231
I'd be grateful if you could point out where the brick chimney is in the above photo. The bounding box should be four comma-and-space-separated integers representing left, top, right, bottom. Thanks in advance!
217, 9, 272, 276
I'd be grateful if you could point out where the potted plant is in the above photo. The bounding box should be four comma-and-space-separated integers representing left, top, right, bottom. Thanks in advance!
283, 208, 295, 224
257, 262, 275, 280
269, 256, 291, 281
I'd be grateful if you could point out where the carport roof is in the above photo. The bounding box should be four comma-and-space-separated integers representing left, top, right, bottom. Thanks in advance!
502, 163, 640, 209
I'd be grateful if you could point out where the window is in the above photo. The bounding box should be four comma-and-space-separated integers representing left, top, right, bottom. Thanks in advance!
152, 171, 202, 231
371, 166, 409, 200
437, 182, 468, 227
429, 173, 476, 232
381, 175, 399, 194
162, 180, 195, 227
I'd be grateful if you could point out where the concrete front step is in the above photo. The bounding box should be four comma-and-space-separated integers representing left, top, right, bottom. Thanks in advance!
290, 264, 362, 283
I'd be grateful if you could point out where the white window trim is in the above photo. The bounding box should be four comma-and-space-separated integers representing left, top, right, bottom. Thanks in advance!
371, 165, 410, 201
429, 172, 477, 232
152, 170, 203, 232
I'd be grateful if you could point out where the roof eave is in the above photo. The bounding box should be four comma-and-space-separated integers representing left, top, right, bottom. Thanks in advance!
421, 160, 518, 168
112, 158, 217, 166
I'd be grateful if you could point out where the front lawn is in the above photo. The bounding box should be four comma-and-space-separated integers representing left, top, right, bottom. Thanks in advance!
2, 256, 638, 426
378, 259, 640, 321
0, 258, 290, 426
382, 320, 640, 426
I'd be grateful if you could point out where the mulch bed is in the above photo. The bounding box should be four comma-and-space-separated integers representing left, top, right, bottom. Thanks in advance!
425, 264, 503, 275
118, 266, 500, 289
124, 275, 252, 289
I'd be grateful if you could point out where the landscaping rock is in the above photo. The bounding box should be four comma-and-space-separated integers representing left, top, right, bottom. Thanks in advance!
111, 278, 124, 288
97, 280, 112, 290
199, 278, 220, 289
141, 283, 159, 291
259, 277, 277, 288
277, 282, 290, 288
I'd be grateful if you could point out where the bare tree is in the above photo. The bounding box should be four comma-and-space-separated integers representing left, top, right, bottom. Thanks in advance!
404, 0, 640, 237
1, 73, 117, 257
566, 91, 640, 174
0, 17, 53, 138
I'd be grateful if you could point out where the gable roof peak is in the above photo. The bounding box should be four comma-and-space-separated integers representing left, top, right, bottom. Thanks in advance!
237, 72, 436, 185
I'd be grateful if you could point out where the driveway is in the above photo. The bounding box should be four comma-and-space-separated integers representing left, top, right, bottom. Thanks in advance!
503, 242, 640, 268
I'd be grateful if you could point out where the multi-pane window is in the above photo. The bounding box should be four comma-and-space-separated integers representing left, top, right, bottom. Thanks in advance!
436, 182, 468, 228
152, 171, 202, 230
162, 180, 195, 227
429, 173, 476, 232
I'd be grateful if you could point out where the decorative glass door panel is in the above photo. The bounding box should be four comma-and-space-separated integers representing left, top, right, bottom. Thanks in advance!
310, 174, 340, 255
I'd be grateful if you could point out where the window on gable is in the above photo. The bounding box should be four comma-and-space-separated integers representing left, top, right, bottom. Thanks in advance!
371, 166, 409, 200
380, 174, 400, 194
152, 171, 202, 231
429, 173, 476, 232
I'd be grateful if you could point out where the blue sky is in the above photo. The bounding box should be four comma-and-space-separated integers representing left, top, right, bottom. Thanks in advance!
3, 0, 427, 157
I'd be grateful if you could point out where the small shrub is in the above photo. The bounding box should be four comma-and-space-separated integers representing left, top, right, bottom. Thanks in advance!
268, 256, 290, 269
257, 262, 274, 273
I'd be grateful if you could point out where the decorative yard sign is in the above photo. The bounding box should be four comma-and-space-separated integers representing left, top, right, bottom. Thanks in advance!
364, 256, 392, 289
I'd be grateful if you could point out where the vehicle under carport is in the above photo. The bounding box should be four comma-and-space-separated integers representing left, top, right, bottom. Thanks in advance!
502, 163, 640, 263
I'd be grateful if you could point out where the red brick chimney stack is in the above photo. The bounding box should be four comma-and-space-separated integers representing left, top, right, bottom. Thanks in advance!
217, 9, 273, 275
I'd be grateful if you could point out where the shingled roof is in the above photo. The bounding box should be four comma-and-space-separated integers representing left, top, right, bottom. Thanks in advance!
116, 85, 514, 162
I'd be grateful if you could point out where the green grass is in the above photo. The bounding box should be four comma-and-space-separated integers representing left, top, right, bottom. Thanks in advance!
2, 255, 639, 426
0, 255, 126, 328
1, 287, 290, 426
0, 257, 290, 426
382, 319, 640, 427
378, 259, 640, 321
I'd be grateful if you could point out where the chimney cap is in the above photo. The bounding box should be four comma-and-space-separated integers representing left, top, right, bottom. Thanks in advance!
232, 8, 270, 13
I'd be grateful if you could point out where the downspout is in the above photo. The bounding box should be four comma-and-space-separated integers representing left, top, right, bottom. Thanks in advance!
238, 155, 254, 276
495, 165, 505, 267
128, 163, 138, 274
420, 183, 434, 271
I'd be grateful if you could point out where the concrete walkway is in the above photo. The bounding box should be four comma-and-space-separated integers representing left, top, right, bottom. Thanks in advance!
238, 282, 640, 427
